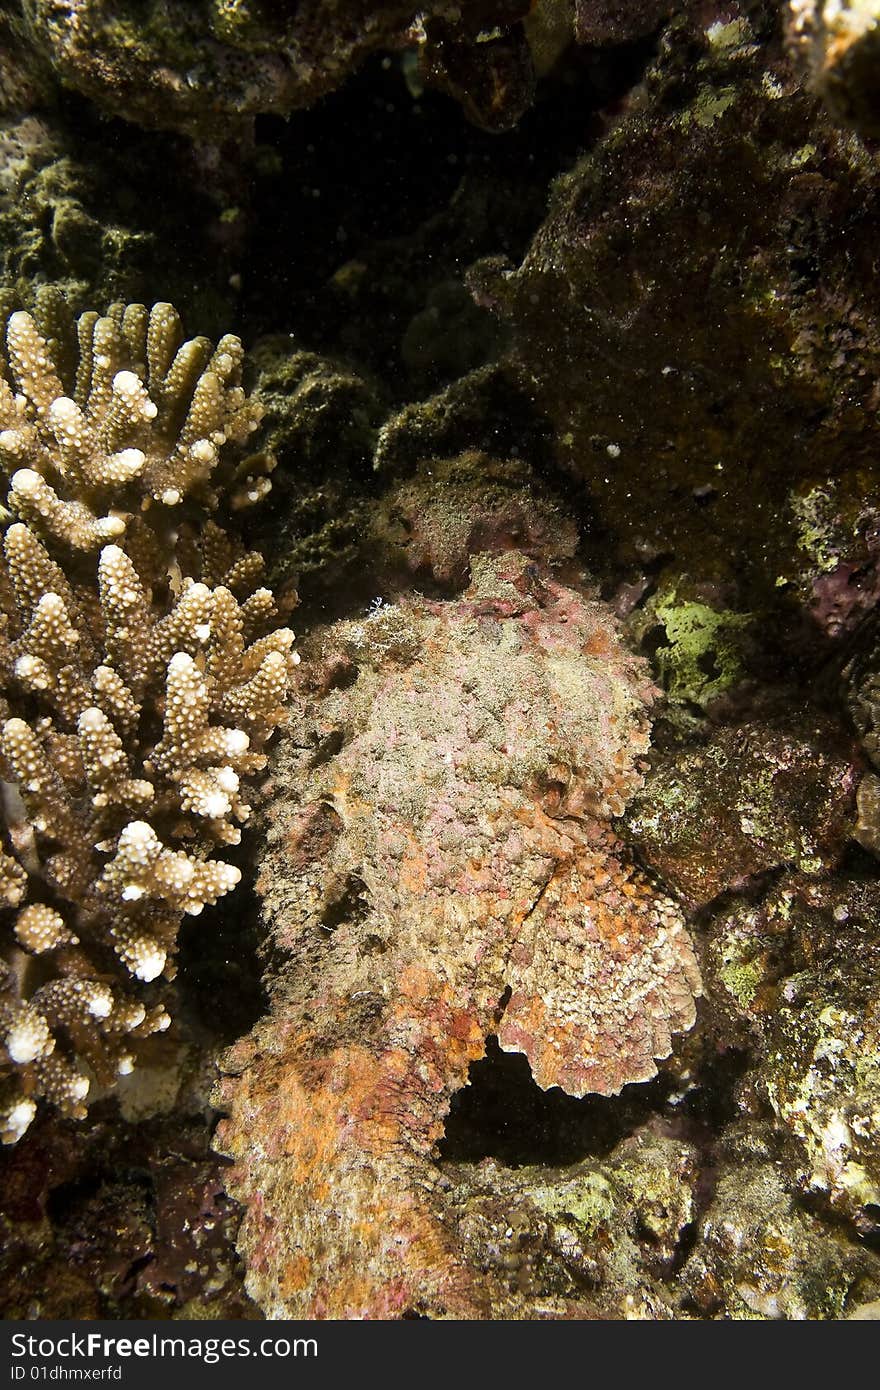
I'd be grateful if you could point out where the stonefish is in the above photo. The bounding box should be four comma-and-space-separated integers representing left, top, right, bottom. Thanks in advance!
215, 550, 700, 1318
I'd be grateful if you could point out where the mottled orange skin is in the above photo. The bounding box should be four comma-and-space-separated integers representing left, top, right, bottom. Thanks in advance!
215, 553, 700, 1317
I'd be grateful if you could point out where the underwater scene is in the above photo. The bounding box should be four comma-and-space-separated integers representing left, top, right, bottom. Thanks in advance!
1, 0, 880, 1322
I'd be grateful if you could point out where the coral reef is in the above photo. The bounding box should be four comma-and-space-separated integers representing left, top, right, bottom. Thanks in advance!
700, 872, 880, 1242
214, 549, 700, 1316
846, 623, 880, 767
786, 481, 880, 638
0, 1103, 257, 1318
0, 292, 296, 1144
19, 0, 535, 138
441, 1116, 880, 1317
0, 104, 244, 333
244, 336, 383, 603
787, 0, 880, 136
472, 1, 880, 614
573, 0, 678, 44
443, 1120, 703, 1317
681, 1125, 879, 1319
1, 0, 879, 1326
760, 935, 880, 1231
625, 712, 858, 908
369, 451, 579, 590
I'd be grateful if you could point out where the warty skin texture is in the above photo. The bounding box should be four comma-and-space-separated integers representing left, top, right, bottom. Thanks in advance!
215, 550, 700, 1318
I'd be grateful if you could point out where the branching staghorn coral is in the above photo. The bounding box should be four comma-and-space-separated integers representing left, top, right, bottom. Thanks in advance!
0, 290, 296, 1144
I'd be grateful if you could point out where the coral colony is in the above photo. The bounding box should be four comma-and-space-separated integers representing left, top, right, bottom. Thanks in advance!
0, 293, 296, 1143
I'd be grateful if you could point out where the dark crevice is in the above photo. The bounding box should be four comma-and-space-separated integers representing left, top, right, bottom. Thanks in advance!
176, 843, 267, 1045
440, 1035, 753, 1170
666, 1217, 699, 1278
440, 1037, 672, 1167
243, 41, 660, 378
319, 873, 368, 934
795, 1191, 880, 1251
308, 727, 346, 767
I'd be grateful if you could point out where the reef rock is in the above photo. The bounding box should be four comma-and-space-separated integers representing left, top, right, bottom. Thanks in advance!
472, 2, 880, 612
625, 712, 858, 909
439, 1121, 702, 1318
700, 874, 880, 1238
21, 0, 534, 138
369, 451, 579, 590
759, 936, 880, 1233
214, 550, 700, 1317
787, 0, 880, 137
573, 0, 679, 45
681, 1126, 880, 1319
0, 108, 241, 332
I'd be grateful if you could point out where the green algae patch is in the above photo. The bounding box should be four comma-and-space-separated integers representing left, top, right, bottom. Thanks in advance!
652, 588, 753, 708
683, 84, 739, 129
790, 485, 847, 575
530, 1172, 617, 1237
716, 937, 769, 1013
